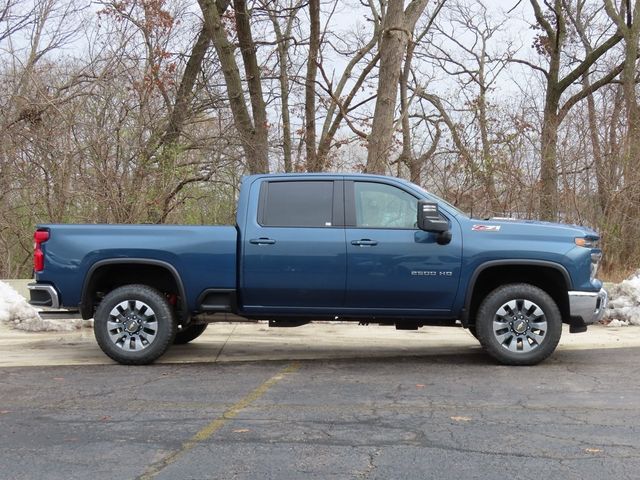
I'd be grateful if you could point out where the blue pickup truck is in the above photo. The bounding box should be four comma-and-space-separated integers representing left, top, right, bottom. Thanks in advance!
29, 173, 607, 365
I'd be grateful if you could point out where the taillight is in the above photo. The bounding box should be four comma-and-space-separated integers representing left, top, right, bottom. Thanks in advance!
33, 229, 49, 272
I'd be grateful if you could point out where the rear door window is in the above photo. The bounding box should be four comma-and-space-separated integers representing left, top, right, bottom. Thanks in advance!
260, 181, 335, 227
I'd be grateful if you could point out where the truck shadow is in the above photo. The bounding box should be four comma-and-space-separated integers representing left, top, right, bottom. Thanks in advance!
165, 342, 493, 366
163, 342, 636, 367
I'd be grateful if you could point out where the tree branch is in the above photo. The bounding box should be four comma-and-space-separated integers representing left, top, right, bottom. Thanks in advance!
558, 31, 622, 92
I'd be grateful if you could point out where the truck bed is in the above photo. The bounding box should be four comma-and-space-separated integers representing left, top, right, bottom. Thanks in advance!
34, 224, 238, 312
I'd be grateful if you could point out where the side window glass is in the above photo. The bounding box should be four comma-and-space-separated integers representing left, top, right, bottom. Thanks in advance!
262, 181, 334, 227
354, 182, 418, 229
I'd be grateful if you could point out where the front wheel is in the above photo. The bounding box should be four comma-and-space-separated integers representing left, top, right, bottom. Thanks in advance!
94, 284, 177, 365
475, 283, 562, 366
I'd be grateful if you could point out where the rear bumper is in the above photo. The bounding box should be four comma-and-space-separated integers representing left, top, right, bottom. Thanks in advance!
568, 288, 608, 325
28, 283, 60, 309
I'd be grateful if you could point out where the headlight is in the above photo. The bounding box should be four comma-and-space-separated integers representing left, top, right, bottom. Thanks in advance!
575, 237, 599, 248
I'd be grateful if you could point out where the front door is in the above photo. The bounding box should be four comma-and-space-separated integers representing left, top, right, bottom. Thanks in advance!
344, 180, 462, 314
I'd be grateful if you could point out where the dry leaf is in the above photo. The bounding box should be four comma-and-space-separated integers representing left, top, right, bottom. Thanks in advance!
450, 416, 471, 422
415, 384, 426, 388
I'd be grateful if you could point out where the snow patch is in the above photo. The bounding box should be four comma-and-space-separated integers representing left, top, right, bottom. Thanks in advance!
605, 270, 640, 326
0, 281, 41, 326
0, 281, 91, 332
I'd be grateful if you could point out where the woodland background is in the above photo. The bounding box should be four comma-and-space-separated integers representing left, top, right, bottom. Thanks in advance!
1, 0, 639, 279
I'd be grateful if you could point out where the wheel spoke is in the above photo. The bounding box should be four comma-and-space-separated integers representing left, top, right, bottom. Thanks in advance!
143, 319, 157, 333
109, 308, 124, 321
106, 321, 122, 332
493, 320, 510, 331
134, 300, 146, 314
140, 331, 155, 345
495, 331, 513, 345
529, 321, 547, 332
497, 300, 517, 317
114, 334, 127, 348
523, 300, 537, 316
526, 331, 545, 344
521, 337, 533, 352
109, 330, 124, 344
507, 336, 521, 352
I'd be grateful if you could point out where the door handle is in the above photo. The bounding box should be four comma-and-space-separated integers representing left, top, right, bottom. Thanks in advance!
250, 238, 276, 245
351, 239, 378, 247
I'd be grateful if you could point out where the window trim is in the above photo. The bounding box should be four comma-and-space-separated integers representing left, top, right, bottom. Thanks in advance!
257, 180, 345, 228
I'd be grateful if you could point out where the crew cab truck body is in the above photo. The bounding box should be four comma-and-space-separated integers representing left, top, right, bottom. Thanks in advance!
29, 174, 608, 365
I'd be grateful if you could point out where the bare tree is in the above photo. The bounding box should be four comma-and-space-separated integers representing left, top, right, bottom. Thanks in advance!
605, 0, 640, 172
414, 0, 511, 214
314, 0, 383, 169
198, 0, 269, 173
263, 0, 304, 172
366, 0, 430, 174
305, 0, 321, 170
521, 0, 622, 219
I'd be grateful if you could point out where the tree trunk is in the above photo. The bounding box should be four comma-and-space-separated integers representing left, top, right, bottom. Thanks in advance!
366, 0, 429, 174
398, 37, 414, 181
477, 46, 500, 215
233, 0, 269, 173
162, 27, 210, 146
198, 0, 268, 174
366, 0, 409, 174
267, 4, 297, 172
539, 92, 560, 220
585, 78, 607, 214
305, 0, 320, 171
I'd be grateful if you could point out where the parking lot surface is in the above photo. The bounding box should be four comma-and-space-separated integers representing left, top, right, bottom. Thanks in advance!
1, 323, 639, 479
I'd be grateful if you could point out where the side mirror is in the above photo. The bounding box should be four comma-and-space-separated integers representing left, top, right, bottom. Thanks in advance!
417, 200, 448, 233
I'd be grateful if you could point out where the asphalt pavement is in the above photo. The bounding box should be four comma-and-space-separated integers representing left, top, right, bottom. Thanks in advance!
1, 323, 639, 480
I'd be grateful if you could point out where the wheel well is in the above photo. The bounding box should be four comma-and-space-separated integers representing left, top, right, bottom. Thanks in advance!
466, 265, 570, 326
81, 263, 183, 320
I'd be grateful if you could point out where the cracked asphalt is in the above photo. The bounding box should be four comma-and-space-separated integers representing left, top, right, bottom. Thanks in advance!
1, 344, 640, 480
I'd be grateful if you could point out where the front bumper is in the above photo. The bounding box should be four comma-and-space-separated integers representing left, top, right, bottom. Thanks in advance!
568, 288, 608, 325
28, 283, 60, 309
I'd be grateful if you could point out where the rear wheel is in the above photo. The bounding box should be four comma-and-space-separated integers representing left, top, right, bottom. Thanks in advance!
174, 323, 208, 344
94, 284, 177, 365
475, 283, 562, 365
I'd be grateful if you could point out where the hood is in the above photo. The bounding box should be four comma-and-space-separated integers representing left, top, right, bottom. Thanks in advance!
471, 217, 599, 239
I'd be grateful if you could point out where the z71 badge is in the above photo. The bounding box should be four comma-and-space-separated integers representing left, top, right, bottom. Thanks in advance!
472, 224, 501, 232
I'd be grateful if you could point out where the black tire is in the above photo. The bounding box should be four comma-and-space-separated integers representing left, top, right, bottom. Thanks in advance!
468, 326, 479, 339
475, 283, 562, 366
174, 323, 208, 344
94, 284, 177, 365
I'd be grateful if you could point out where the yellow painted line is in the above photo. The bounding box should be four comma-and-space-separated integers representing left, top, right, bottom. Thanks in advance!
137, 362, 300, 480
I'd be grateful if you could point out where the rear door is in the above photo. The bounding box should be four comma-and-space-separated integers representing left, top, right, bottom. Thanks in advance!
241, 179, 346, 312
344, 180, 462, 313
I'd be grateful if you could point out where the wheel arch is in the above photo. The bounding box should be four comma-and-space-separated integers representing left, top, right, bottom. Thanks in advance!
80, 259, 188, 320
462, 260, 572, 327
